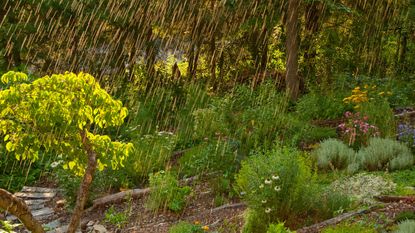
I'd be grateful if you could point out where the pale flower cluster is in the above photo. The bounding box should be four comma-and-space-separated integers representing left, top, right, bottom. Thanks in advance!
330, 173, 396, 204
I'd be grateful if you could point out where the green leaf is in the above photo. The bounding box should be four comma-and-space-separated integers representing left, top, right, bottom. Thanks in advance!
4, 134, 10, 141
68, 161, 76, 170
6, 142, 13, 151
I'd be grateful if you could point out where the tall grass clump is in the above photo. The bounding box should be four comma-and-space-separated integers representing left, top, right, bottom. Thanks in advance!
146, 171, 191, 213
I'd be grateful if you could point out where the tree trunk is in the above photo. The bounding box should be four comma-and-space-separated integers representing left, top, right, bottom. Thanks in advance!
67, 131, 98, 233
0, 189, 45, 233
303, 2, 321, 83
218, 50, 224, 80
285, 0, 301, 101
399, 32, 407, 70
209, 35, 217, 88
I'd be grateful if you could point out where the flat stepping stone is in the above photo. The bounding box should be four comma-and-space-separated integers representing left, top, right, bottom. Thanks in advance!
6, 186, 61, 227
7, 207, 55, 221
24, 199, 48, 205
21, 186, 59, 193
28, 203, 46, 211
14, 192, 56, 199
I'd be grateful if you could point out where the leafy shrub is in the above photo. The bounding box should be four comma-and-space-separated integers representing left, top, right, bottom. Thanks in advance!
124, 132, 177, 182
146, 171, 191, 212
104, 206, 128, 229
358, 138, 413, 171
178, 140, 240, 178
242, 209, 269, 233
394, 220, 415, 233
296, 126, 337, 146
192, 102, 230, 139
360, 99, 396, 138
296, 93, 345, 121
235, 146, 318, 229
168, 221, 205, 233
314, 139, 356, 170
316, 189, 352, 220
266, 222, 295, 233
330, 173, 396, 204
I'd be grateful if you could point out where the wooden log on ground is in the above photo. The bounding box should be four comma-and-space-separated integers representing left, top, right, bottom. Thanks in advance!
209, 203, 246, 213
86, 174, 203, 212
296, 206, 380, 233
89, 188, 150, 210
374, 195, 415, 203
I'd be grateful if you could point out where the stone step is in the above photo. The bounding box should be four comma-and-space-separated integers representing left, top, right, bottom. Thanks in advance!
21, 186, 59, 193
14, 192, 56, 199
24, 199, 48, 205
29, 203, 46, 211
7, 207, 55, 221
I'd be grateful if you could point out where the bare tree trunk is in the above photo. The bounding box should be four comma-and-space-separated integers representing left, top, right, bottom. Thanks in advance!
399, 32, 407, 71
209, 35, 217, 88
218, 51, 224, 80
67, 131, 98, 233
285, 0, 301, 101
0, 189, 45, 233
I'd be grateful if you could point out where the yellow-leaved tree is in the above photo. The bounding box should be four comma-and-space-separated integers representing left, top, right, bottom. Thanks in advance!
0, 71, 133, 233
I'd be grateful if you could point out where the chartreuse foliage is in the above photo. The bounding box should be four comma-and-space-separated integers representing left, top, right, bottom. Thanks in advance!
0, 71, 133, 176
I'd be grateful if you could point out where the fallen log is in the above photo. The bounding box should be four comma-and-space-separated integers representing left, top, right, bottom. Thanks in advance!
374, 195, 415, 203
296, 205, 380, 233
209, 202, 246, 213
90, 188, 150, 210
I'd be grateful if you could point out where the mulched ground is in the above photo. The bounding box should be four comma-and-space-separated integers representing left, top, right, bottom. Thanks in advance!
38, 180, 246, 233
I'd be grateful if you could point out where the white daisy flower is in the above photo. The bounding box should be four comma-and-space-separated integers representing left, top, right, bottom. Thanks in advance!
272, 175, 280, 180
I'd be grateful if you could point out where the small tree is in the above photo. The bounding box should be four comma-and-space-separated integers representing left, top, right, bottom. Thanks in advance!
0, 71, 133, 233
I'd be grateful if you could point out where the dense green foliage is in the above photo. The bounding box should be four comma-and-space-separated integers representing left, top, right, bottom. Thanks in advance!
146, 171, 191, 212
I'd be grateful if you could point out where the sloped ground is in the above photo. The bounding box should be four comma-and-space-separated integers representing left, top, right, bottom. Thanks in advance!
81, 182, 246, 233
